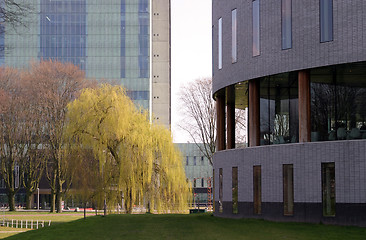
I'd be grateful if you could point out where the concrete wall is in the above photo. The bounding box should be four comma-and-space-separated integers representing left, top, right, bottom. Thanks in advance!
213, 140, 366, 226
152, 0, 171, 128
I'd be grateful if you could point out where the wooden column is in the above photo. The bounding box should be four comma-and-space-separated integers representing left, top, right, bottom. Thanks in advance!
216, 94, 226, 151
298, 70, 311, 142
226, 87, 235, 149
249, 80, 260, 147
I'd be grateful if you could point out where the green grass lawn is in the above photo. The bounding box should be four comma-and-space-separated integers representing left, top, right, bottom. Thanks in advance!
1, 213, 365, 240
0, 212, 88, 239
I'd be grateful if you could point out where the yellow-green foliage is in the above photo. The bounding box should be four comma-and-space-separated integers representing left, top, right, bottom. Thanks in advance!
65, 84, 191, 213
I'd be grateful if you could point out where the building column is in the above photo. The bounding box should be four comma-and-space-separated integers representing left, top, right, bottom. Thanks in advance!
298, 70, 311, 142
216, 94, 226, 151
249, 79, 260, 147
227, 87, 235, 149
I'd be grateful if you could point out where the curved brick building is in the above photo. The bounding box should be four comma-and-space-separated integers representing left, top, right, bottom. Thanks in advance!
212, 0, 366, 226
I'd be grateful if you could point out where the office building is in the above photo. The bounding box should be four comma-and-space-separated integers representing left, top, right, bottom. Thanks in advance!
212, 0, 366, 226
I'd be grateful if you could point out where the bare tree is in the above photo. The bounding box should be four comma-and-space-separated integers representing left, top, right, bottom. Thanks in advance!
178, 77, 247, 165
0, 1, 33, 52
20, 71, 49, 209
0, 1, 31, 29
0, 67, 25, 211
28, 60, 89, 213
178, 78, 216, 165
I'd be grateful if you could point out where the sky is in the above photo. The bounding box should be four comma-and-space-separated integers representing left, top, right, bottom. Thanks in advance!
170, 0, 212, 143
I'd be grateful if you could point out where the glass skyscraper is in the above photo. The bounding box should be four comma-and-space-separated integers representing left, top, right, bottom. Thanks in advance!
2, 0, 170, 124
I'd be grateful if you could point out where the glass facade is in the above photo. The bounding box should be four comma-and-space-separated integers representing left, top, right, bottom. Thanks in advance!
310, 63, 366, 142
320, 0, 333, 42
281, 0, 292, 50
5, 0, 150, 110
260, 73, 299, 145
0, 24, 4, 66
231, 9, 237, 63
40, 0, 87, 70
218, 18, 222, 69
252, 0, 260, 56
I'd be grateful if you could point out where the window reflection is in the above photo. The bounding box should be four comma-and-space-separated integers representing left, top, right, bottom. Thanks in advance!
260, 73, 299, 145
311, 63, 366, 141
232, 167, 238, 214
322, 162, 335, 216
253, 165, 261, 214
219, 168, 223, 212
283, 164, 294, 215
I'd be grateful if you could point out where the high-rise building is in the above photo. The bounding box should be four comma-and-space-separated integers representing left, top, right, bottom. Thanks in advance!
2, 0, 170, 127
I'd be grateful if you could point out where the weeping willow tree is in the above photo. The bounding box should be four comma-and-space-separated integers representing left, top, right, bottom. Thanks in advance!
65, 84, 191, 213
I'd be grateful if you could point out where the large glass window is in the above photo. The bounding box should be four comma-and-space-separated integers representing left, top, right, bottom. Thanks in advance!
281, 0, 292, 49
40, 0, 87, 70
121, 0, 126, 78
283, 164, 294, 215
253, 165, 261, 214
0, 24, 4, 66
322, 162, 335, 216
218, 18, 222, 69
260, 73, 299, 145
252, 0, 260, 56
310, 63, 366, 142
232, 167, 238, 214
138, 0, 150, 78
219, 168, 223, 212
232, 9, 237, 63
320, 0, 333, 42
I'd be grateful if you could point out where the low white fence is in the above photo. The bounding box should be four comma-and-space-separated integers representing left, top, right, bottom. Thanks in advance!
1, 219, 51, 229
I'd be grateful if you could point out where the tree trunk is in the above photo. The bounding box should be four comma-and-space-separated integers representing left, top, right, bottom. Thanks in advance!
25, 190, 33, 210
56, 191, 62, 213
84, 202, 86, 219
7, 191, 16, 211
50, 192, 56, 213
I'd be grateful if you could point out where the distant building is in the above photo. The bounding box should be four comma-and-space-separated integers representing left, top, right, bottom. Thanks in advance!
213, 0, 366, 226
2, 0, 170, 127
175, 143, 213, 207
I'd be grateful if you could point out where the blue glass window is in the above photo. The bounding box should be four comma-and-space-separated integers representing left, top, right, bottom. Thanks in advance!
253, 0, 260, 56
138, 2, 150, 78
282, 0, 292, 49
40, 0, 86, 70
218, 18, 222, 69
0, 24, 4, 66
232, 9, 237, 63
139, 0, 149, 13
320, 0, 333, 42
121, 0, 126, 78
126, 91, 149, 101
